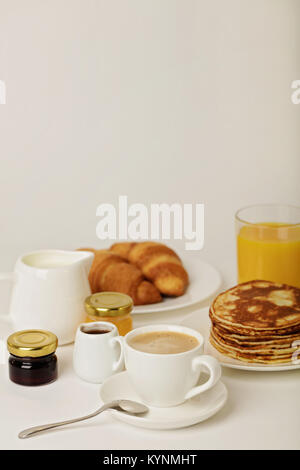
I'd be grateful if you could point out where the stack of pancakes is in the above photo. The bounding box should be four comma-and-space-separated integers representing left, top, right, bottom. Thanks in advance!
209, 281, 300, 364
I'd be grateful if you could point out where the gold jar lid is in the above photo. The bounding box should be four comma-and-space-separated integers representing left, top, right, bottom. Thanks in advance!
85, 292, 133, 318
7, 330, 58, 358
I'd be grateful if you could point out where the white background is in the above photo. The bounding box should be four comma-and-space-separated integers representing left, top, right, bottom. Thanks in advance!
0, 0, 299, 450
0, 0, 299, 279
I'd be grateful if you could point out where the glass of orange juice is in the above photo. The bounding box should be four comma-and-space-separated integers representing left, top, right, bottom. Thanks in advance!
236, 204, 300, 288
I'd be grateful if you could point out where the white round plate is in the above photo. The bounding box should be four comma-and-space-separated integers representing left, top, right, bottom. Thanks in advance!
181, 308, 300, 372
132, 257, 222, 315
99, 371, 227, 430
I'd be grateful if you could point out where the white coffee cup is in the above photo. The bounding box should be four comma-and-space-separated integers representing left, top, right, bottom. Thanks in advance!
73, 322, 124, 383
122, 324, 221, 407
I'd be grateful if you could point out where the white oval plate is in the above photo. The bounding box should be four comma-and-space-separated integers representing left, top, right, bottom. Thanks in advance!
181, 308, 300, 372
99, 371, 227, 430
132, 257, 222, 315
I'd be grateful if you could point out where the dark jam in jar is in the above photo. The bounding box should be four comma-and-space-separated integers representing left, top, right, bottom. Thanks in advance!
7, 330, 58, 386
9, 352, 57, 386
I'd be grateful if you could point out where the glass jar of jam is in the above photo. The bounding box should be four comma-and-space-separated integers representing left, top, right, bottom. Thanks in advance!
7, 330, 58, 386
84, 292, 133, 336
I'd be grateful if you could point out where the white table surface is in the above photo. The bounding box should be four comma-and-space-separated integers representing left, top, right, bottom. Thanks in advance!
1, 305, 300, 451
0, 247, 299, 451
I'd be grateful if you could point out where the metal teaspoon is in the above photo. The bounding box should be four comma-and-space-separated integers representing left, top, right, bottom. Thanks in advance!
18, 399, 148, 439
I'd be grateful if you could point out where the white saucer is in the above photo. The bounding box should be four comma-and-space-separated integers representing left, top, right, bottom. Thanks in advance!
99, 371, 227, 430
181, 308, 300, 372
132, 257, 222, 315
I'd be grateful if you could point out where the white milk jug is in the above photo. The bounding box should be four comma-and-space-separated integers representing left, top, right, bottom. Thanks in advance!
0, 250, 94, 345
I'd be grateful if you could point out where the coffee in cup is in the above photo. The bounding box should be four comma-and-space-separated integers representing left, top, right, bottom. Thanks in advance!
128, 331, 199, 354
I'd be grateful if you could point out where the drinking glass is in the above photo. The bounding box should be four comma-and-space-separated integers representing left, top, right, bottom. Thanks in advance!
235, 204, 300, 288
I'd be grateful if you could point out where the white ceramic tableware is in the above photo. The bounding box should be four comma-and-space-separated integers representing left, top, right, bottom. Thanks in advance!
181, 308, 300, 372
100, 371, 228, 429
120, 324, 221, 407
0, 250, 94, 345
73, 322, 124, 383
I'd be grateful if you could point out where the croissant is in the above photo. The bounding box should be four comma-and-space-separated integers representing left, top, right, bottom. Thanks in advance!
110, 242, 189, 297
78, 249, 162, 306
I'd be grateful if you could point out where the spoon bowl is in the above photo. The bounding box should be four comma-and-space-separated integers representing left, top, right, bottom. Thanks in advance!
117, 400, 149, 415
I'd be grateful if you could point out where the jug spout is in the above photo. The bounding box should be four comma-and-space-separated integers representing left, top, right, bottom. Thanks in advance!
76, 250, 94, 274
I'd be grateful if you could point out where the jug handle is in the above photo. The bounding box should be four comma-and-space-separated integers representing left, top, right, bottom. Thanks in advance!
0, 272, 15, 323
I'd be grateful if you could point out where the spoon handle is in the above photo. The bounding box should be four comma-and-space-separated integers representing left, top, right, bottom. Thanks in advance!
18, 401, 119, 439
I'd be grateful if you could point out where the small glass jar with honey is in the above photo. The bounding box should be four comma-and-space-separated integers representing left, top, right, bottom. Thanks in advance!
84, 292, 133, 336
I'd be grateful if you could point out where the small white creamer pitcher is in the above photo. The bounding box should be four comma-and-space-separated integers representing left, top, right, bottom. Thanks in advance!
73, 322, 124, 383
0, 250, 94, 345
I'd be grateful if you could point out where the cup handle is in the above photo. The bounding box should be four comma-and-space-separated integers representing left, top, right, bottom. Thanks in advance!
184, 355, 221, 401
110, 336, 125, 372
0, 272, 15, 323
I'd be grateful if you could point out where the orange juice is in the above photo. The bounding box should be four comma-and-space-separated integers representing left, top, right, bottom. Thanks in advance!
237, 222, 300, 288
